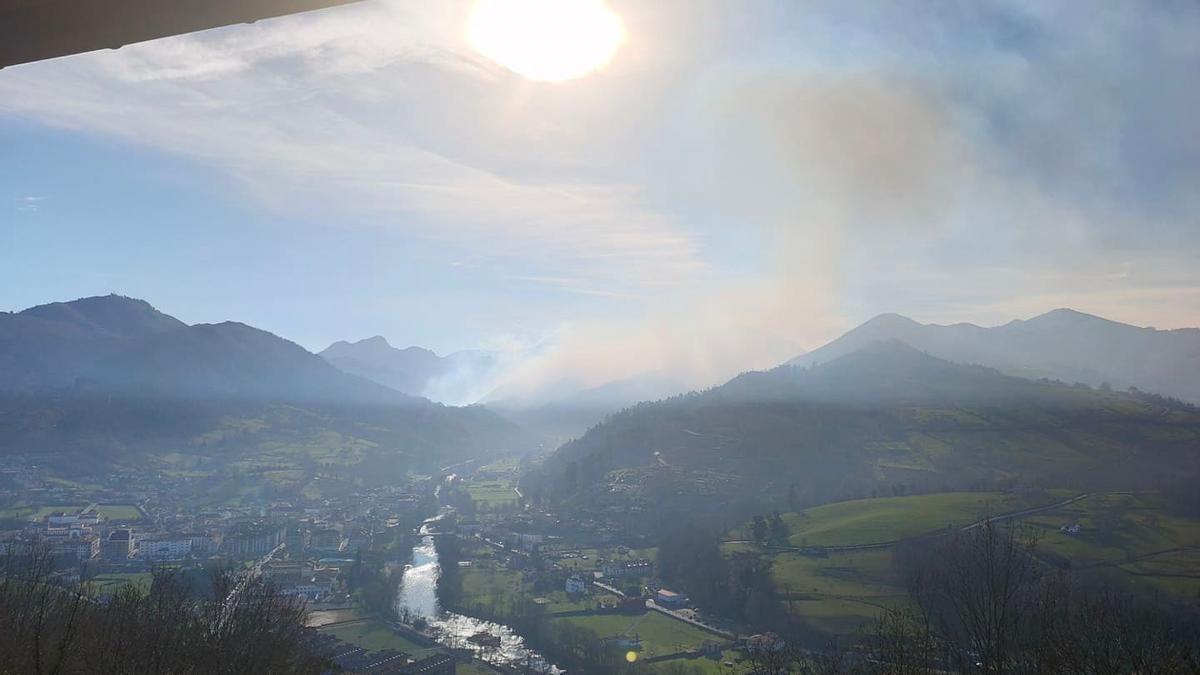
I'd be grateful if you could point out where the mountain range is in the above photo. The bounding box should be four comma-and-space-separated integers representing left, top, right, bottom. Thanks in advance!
319, 336, 498, 405
0, 294, 411, 405
6, 296, 1199, 487
788, 308, 1200, 403
319, 337, 714, 441
0, 295, 519, 464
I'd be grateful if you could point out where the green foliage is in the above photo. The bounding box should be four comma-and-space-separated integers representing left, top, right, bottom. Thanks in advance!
543, 345, 1200, 511
552, 612, 714, 658
658, 524, 786, 631
0, 551, 327, 673
733, 490, 1200, 640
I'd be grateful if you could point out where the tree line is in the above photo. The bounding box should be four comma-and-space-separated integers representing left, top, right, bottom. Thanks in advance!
0, 546, 328, 674
742, 522, 1200, 674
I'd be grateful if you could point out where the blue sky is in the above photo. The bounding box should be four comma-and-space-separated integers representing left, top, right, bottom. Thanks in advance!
2, 0, 1198, 397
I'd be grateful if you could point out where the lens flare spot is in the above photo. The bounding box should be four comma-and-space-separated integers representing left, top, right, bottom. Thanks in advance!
467, 0, 625, 82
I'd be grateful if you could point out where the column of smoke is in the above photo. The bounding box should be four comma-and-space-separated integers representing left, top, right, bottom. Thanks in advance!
458, 72, 972, 406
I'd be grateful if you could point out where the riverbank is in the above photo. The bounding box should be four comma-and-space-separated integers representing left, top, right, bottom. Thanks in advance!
393, 533, 561, 673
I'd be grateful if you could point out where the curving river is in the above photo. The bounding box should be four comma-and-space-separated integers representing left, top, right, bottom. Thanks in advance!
396, 533, 561, 673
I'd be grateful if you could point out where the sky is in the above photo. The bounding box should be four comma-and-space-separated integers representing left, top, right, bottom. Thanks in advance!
2, 0, 1198, 401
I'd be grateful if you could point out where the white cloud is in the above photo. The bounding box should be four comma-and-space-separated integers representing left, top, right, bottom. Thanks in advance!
14, 196, 45, 212
0, 0, 701, 291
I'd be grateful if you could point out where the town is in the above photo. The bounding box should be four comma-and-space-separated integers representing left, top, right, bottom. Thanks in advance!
0, 453, 775, 674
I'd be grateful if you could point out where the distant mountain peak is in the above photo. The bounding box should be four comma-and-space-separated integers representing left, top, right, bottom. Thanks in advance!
321, 335, 410, 361
1027, 307, 1108, 324
0, 295, 426, 406
788, 307, 1200, 402
863, 312, 920, 326
318, 336, 498, 404
844, 313, 923, 336
398, 345, 438, 356
22, 293, 161, 318
816, 338, 956, 377
16, 293, 186, 339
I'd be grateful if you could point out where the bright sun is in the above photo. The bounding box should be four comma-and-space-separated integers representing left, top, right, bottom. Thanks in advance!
467, 0, 625, 82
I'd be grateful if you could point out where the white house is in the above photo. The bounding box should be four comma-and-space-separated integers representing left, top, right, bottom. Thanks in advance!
138, 536, 192, 560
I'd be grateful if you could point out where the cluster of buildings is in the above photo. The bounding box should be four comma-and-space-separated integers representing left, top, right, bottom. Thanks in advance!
0, 467, 431, 613
2, 508, 135, 562
261, 559, 341, 600
599, 558, 652, 579
6, 507, 218, 564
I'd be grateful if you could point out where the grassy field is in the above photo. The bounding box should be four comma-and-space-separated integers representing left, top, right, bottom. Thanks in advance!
770, 491, 1061, 547
727, 490, 1200, 638
651, 650, 749, 674
0, 504, 67, 521
539, 589, 607, 613
552, 546, 658, 573
43, 476, 104, 490
2, 502, 141, 522
477, 458, 521, 473
466, 481, 520, 507
1, 504, 132, 521
1117, 549, 1200, 596
456, 563, 628, 616
320, 618, 435, 656
306, 607, 364, 627
769, 548, 900, 598
746, 546, 906, 637
88, 572, 153, 594
553, 610, 717, 658
1024, 493, 1200, 596
458, 566, 528, 615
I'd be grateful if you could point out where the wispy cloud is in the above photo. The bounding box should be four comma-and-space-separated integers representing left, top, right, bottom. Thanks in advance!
15, 196, 45, 212
509, 275, 646, 299
0, 0, 702, 291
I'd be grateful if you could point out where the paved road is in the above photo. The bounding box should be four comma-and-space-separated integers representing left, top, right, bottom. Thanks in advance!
592, 580, 626, 597
646, 600, 736, 640
959, 492, 1092, 532
220, 542, 285, 625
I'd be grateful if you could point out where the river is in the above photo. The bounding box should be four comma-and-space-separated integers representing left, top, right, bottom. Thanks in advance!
396, 533, 561, 673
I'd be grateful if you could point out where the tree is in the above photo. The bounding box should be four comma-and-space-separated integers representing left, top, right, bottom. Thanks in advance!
869, 605, 938, 674
769, 510, 789, 545
910, 522, 1039, 673
752, 516, 768, 546
0, 544, 328, 674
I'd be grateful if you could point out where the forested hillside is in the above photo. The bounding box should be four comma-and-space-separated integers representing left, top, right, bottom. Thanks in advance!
533, 341, 1200, 513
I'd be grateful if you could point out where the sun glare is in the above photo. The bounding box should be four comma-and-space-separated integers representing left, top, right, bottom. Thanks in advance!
467, 0, 625, 82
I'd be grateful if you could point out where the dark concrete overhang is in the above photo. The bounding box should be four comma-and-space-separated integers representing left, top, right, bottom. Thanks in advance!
0, 0, 366, 69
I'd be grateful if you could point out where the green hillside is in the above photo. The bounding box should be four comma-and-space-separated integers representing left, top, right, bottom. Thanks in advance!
737, 491, 1066, 548
537, 342, 1200, 512
727, 490, 1200, 638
